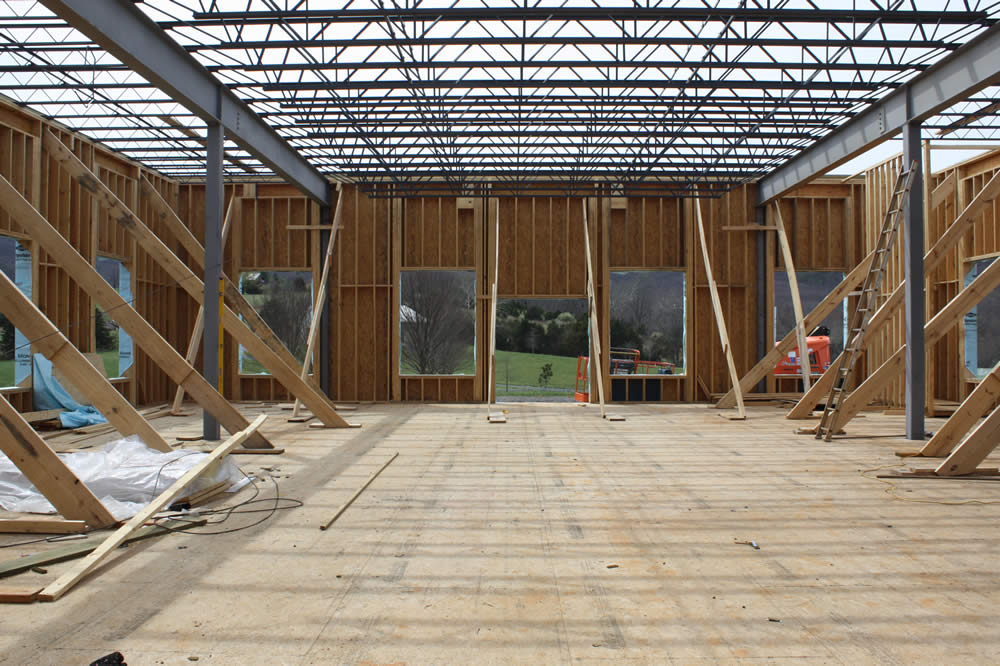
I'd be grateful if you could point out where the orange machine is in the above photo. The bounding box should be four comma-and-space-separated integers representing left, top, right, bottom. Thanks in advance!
774, 326, 832, 376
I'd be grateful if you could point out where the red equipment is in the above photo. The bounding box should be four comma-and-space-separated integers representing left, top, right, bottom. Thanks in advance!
575, 348, 676, 402
774, 326, 832, 377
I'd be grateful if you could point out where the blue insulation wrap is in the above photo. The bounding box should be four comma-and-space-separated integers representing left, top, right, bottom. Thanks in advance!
31, 353, 108, 428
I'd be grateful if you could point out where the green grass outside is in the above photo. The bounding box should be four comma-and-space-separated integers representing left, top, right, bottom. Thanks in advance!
494, 349, 580, 396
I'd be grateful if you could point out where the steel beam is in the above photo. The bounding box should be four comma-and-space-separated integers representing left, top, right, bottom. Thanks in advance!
903, 123, 926, 440
758, 22, 1000, 203
203, 122, 223, 441
38, 0, 329, 205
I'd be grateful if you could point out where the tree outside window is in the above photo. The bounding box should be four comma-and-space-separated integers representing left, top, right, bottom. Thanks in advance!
400, 270, 475, 375
239, 271, 313, 374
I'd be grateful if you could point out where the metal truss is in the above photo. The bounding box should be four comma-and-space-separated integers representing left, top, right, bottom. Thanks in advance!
2, 1, 1000, 197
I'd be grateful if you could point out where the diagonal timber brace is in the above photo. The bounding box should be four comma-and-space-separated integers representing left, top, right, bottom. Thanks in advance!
787, 169, 1000, 420
0, 270, 171, 453
139, 176, 330, 400
800, 249, 1000, 434
42, 131, 351, 429
0, 170, 273, 449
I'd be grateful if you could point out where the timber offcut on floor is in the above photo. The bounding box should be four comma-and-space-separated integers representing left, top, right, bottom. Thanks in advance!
2, 403, 1000, 663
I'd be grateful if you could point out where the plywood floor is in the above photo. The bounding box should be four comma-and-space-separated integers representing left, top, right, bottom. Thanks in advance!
2, 401, 1000, 664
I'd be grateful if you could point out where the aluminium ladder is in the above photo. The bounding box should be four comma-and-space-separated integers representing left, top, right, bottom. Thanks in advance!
815, 161, 918, 442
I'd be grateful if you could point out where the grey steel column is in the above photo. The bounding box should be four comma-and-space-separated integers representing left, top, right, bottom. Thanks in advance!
756, 205, 768, 393
903, 120, 925, 440
318, 190, 332, 395
203, 121, 224, 441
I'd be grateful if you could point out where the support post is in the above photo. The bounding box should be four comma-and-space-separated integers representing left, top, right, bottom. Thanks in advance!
203, 121, 223, 441
772, 202, 811, 391
583, 199, 607, 418
319, 189, 333, 395
756, 206, 768, 393
903, 120, 926, 440
695, 198, 745, 419
292, 185, 342, 417
172, 193, 237, 415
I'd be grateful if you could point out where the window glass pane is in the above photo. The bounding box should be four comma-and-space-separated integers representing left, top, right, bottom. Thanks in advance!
0, 236, 31, 389
494, 298, 588, 399
609, 271, 686, 375
400, 270, 475, 375
774, 270, 847, 358
95, 256, 132, 378
965, 258, 1000, 378
239, 271, 313, 375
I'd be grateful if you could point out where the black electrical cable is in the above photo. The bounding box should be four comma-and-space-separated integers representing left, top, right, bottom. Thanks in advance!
153, 473, 302, 536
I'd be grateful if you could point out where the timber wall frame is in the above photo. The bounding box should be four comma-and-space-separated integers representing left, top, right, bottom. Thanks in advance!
2, 96, 1000, 411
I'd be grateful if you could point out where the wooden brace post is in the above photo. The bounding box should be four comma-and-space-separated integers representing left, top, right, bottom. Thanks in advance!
695, 198, 745, 418
292, 185, 343, 418
38, 414, 267, 602
772, 202, 811, 391
582, 200, 608, 418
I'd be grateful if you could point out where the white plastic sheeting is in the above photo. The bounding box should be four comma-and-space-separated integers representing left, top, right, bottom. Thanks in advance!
0, 436, 244, 521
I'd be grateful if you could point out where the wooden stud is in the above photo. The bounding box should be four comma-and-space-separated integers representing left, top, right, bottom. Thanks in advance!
292, 186, 343, 418
773, 202, 812, 391
319, 452, 399, 530
0, 587, 42, 604
695, 198, 745, 419
0, 520, 87, 534
38, 414, 267, 602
